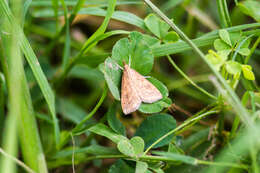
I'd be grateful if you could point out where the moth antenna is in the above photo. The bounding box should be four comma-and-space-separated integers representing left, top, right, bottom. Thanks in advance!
117, 63, 124, 70
143, 76, 151, 79
129, 55, 132, 68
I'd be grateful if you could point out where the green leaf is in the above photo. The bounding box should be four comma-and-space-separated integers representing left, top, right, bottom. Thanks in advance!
239, 36, 251, 48
152, 151, 197, 165
144, 13, 170, 39
109, 159, 135, 173
142, 34, 161, 47
117, 139, 135, 157
214, 39, 231, 51
206, 51, 226, 71
88, 123, 127, 144
242, 65, 255, 80
225, 61, 242, 75
134, 113, 176, 149
33, 7, 146, 30
237, 48, 250, 56
117, 137, 145, 157
229, 32, 242, 46
111, 31, 154, 75
163, 31, 179, 43
130, 136, 145, 156
135, 161, 148, 173
139, 97, 172, 114
238, 0, 260, 22
218, 50, 231, 60
99, 58, 122, 100
219, 29, 232, 46
107, 103, 126, 136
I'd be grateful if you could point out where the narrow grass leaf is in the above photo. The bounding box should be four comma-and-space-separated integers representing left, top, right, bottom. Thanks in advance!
51, 145, 120, 159
0, 0, 60, 147
152, 151, 197, 165
60, 0, 71, 71
23, 0, 32, 25
52, 0, 59, 31
80, 0, 117, 55
0, 73, 5, 138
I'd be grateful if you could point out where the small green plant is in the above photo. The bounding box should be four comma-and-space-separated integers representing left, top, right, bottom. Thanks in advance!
0, 0, 259, 173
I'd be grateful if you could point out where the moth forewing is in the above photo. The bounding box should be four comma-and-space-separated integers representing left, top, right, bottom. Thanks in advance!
130, 68, 163, 103
121, 63, 163, 114
121, 64, 142, 114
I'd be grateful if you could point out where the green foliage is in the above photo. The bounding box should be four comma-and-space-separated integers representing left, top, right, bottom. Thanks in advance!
134, 114, 176, 149
206, 29, 255, 82
107, 103, 126, 136
0, 0, 259, 172
238, 0, 260, 22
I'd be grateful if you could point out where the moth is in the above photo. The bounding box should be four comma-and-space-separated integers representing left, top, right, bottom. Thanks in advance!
121, 62, 163, 114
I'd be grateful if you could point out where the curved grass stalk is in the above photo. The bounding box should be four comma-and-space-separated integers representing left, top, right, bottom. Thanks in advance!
144, 110, 218, 155
167, 55, 217, 100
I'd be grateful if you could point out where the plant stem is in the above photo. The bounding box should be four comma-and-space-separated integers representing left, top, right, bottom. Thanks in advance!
167, 55, 217, 100
143, 0, 253, 127
72, 85, 108, 133
55, 153, 248, 170
197, 159, 248, 170
245, 36, 260, 64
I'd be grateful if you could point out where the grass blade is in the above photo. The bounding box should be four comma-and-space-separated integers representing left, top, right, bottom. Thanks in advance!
0, 6, 48, 172
60, 0, 71, 71
0, 0, 60, 147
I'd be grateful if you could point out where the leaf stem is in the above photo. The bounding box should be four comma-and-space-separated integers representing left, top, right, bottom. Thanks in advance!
197, 159, 248, 170
62, 153, 248, 170
245, 36, 260, 64
72, 85, 108, 133
167, 55, 217, 100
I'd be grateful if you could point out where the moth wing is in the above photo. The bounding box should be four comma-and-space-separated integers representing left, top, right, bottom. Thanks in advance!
130, 68, 163, 103
121, 68, 142, 115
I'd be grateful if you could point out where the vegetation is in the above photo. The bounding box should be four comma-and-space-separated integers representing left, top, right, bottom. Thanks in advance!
0, 0, 260, 172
